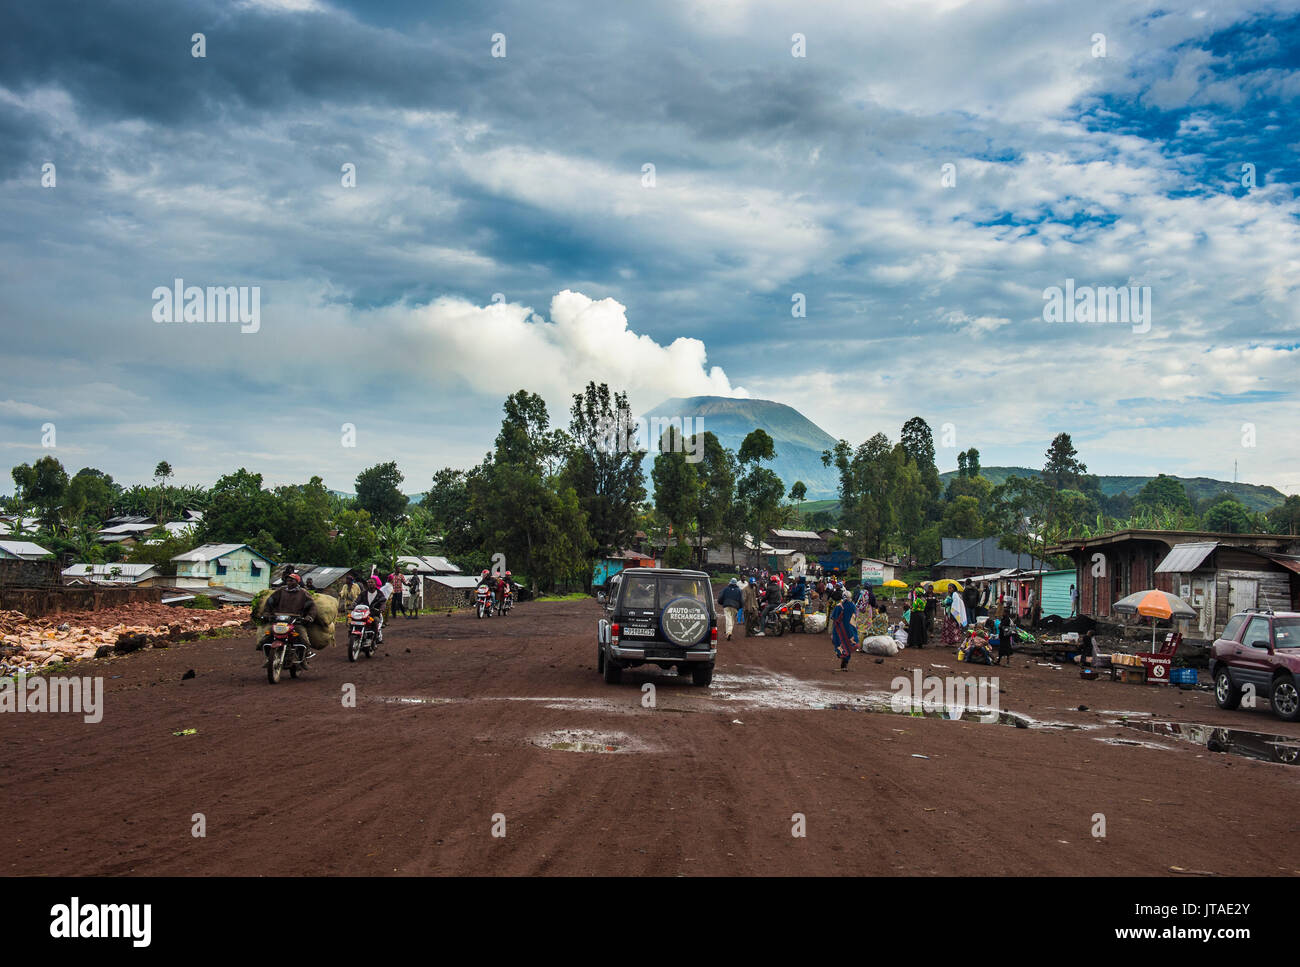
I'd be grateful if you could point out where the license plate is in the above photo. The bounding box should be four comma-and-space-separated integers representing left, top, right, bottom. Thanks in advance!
272, 622, 289, 634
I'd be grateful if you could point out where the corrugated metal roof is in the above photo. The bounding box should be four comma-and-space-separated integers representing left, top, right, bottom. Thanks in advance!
304, 566, 351, 587
771, 529, 823, 540
1155, 541, 1218, 573
63, 563, 158, 578
173, 543, 272, 563
429, 575, 480, 589
0, 540, 53, 558
936, 537, 1043, 571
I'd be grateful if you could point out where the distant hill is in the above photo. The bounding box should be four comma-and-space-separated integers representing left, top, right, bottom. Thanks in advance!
641, 396, 840, 498
939, 467, 1287, 513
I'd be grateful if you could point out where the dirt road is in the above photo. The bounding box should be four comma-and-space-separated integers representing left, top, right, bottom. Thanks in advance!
6, 597, 1298, 876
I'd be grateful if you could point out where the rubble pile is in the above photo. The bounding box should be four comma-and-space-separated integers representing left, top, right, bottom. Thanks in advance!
0, 604, 251, 675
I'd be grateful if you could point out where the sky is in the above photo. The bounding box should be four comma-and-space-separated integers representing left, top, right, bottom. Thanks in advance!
2, 0, 1299, 496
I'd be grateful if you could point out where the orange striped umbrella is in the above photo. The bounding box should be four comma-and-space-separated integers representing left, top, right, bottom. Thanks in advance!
1112, 588, 1196, 620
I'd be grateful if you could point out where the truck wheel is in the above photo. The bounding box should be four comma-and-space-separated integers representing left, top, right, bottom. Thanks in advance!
603, 656, 622, 684
1214, 667, 1242, 710
1271, 674, 1300, 722
691, 663, 714, 687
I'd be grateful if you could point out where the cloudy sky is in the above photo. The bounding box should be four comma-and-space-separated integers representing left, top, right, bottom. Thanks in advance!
2, 0, 1299, 496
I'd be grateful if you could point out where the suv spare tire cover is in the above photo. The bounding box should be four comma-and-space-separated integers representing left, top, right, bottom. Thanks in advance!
660, 596, 710, 647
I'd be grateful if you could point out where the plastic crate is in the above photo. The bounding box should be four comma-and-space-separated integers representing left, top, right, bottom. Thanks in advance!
1170, 667, 1198, 685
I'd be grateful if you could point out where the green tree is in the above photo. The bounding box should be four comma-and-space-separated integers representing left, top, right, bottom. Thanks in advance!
651, 427, 700, 561
900, 416, 942, 513
1203, 498, 1252, 534
354, 461, 408, 526
1134, 474, 1192, 515
11, 456, 68, 522
737, 465, 785, 567
965, 448, 981, 478
942, 495, 983, 538
329, 508, 381, 568
199, 469, 281, 555
1042, 433, 1087, 491
1267, 494, 1300, 536
421, 468, 470, 541
687, 432, 734, 566
737, 428, 776, 466
64, 469, 118, 524
562, 382, 646, 569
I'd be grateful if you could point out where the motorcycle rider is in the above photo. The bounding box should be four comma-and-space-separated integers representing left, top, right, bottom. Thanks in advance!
257, 571, 319, 661
355, 575, 387, 643
756, 572, 784, 636
500, 570, 514, 610
477, 569, 497, 613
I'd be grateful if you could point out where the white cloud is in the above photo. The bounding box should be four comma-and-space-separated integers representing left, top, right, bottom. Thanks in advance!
386, 289, 748, 414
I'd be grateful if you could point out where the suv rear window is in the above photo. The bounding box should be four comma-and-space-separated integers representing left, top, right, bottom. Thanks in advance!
622, 577, 657, 609
660, 576, 710, 605
1274, 617, 1300, 648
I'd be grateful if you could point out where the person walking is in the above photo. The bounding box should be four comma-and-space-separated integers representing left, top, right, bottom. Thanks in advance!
1070, 584, 1079, 617
717, 577, 743, 641
742, 577, 760, 637
831, 589, 857, 670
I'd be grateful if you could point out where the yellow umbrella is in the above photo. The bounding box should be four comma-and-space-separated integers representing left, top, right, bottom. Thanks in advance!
882, 579, 907, 588
932, 579, 964, 592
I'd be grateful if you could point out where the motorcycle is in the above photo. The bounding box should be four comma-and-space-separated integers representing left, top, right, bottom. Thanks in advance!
346, 603, 380, 662
785, 598, 806, 633
499, 585, 513, 615
262, 613, 310, 684
475, 584, 495, 619
759, 596, 794, 637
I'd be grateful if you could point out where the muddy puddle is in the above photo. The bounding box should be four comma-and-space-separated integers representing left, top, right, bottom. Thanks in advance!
531, 728, 643, 754
1114, 719, 1300, 766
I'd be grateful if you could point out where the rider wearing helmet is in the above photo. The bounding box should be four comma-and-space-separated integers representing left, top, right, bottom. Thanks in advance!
500, 571, 513, 610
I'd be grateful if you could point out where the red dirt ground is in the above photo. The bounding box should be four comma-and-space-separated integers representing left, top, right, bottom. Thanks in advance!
5, 596, 1298, 876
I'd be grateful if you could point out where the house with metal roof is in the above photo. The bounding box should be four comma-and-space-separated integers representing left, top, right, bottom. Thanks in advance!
63, 563, 164, 586
932, 537, 1045, 580
0, 540, 55, 561
172, 543, 273, 594
768, 528, 829, 554
1046, 529, 1300, 641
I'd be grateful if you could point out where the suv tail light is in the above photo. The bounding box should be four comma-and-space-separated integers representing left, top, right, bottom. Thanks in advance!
611, 623, 620, 643
710, 625, 718, 644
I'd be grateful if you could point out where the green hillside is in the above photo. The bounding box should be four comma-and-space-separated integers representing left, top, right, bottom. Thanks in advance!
939, 467, 1286, 513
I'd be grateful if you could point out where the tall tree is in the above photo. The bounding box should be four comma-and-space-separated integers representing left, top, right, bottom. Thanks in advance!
651, 427, 700, 567
737, 428, 776, 466
964, 447, 981, 478
692, 431, 734, 566
354, 461, 407, 526
563, 382, 646, 568
900, 416, 942, 512
1042, 433, 1087, 491
11, 456, 68, 522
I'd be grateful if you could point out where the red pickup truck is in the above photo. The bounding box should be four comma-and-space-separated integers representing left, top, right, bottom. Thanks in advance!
1210, 609, 1300, 722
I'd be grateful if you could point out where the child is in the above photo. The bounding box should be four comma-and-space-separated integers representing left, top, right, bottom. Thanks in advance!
996, 617, 1015, 666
